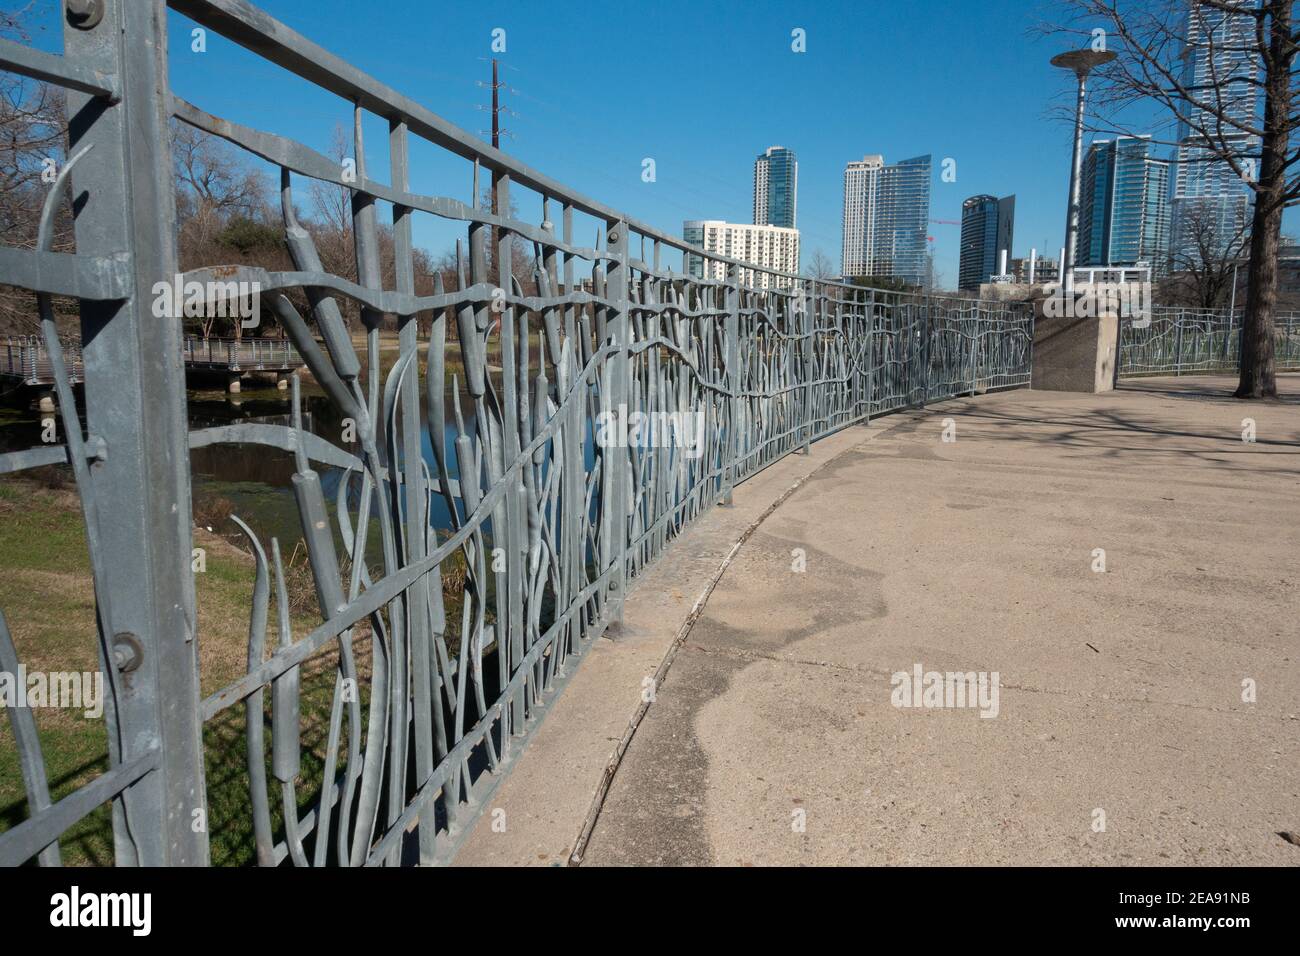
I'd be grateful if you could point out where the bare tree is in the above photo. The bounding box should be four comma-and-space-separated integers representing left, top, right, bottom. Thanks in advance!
806, 248, 839, 282
1162, 200, 1251, 306
0, 5, 73, 335
173, 122, 264, 226
308, 123, 357, 299
1044, 0, 1298, 398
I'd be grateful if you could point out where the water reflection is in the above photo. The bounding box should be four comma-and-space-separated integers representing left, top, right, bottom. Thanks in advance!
188, 382, 470, 546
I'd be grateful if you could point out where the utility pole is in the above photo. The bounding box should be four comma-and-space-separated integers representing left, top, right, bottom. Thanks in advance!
478, 58, 513, 259
491, 58, 500, 255
491, 58, 501, 151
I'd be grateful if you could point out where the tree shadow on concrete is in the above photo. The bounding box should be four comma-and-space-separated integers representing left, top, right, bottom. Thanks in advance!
927, 378, 1300, 473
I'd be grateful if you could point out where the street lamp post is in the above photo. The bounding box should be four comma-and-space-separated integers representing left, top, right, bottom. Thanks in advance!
1051, 49, 1116, 293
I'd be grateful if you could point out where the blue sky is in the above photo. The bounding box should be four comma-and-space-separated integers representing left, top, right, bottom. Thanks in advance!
14, 0, 1285, 286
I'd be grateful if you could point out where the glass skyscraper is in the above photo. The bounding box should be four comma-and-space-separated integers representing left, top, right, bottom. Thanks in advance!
958, 194, 1015, 290
753, 146, 798, 230
1170, 0, 1259, 261
1078, 136, 1170, 270
841, 154, 931, 286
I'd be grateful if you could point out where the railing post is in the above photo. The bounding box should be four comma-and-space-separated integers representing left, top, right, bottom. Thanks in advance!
605, 221, 631, 621
969, 306, 979, 395
1222, 308, 1234, 366
802, 281, 814, 453
64, 0, 208, 865
720, 265, 740, 505
1174, 311, 1185, 376
390, 117, 442, 858
865, 288, 875, 423
921, 296, 932, 408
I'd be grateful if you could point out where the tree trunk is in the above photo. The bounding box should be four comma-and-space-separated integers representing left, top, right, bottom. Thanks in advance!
1236, 0, 1291, 400
1238, 180, 1282, 398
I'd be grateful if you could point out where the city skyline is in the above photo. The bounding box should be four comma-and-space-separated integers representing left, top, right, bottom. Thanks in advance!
119, 0, 1258, 288
16, 0, 1292, 288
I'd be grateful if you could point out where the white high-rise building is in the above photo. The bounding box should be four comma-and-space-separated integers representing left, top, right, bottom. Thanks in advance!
842, 156, 883, 279
841, 154, 932, 285
683, 220, 801, 289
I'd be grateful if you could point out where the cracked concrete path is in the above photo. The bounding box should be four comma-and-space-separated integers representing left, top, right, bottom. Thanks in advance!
582, 376, 1300, 866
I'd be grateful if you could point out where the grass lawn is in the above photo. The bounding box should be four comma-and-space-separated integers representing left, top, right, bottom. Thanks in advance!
0, 473, 376, 866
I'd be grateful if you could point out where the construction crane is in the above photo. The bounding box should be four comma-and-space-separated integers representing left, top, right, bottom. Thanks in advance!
929, 218, 961, 226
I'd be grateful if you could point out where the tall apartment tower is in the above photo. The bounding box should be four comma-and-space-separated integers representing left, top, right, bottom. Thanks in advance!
841, 154, 931, 286
1170, 0, 1259, 261
753, 146, 798, 230
958, 194, 1015, 290
683, 220, 801, 290
1079, 136, 1170, 270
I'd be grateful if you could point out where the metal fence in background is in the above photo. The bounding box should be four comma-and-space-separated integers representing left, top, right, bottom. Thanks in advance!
1, 336, 85, 386
1119, 306, 1300, 376
182, 336, 303, 370
1, 336, 301, 386
0, 0, 1032, 867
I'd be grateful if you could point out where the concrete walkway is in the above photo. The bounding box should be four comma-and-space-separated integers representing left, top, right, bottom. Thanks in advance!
458, 376, 1300, 866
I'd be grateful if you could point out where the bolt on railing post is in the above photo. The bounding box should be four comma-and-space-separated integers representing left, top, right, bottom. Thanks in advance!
604, 221, 631, 622
64, 0, 208, 865
719, 265, 741, 505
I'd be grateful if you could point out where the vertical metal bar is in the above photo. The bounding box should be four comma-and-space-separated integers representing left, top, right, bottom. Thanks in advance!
604, 221, 631, 620
560, 202, 583, 655
921, 296, 932, 408
1174, 314, 1184, 376
64, 0, 208, 865
802, 283, 814, 452
720, 266, 740, 505
389, 119, 444, 860
866, 288, 875, 423
493, 169, 527, 733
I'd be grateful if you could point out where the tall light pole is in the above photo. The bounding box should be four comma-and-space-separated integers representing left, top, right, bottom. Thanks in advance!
1051, 49, 1116, 292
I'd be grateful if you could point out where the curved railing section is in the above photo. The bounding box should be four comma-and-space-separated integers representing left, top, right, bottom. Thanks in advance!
0, 0, 1033, 866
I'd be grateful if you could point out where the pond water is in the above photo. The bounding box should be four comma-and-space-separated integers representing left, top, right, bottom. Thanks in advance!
1, 376, 702, 557
0, 380, 473, 550
188, 380, 472, 546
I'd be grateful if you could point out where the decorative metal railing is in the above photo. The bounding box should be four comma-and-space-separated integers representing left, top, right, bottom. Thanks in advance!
1119, 307, 1300, 376
0, 0, 1032, 867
